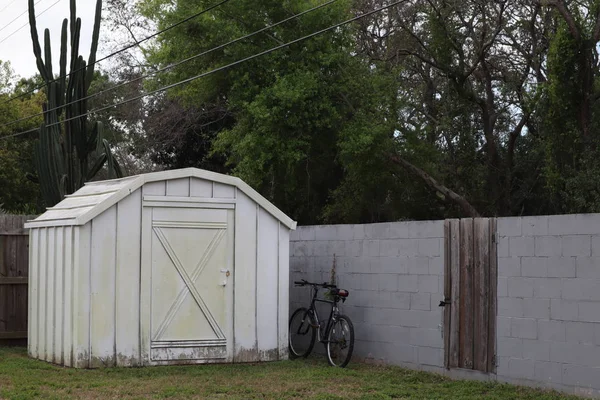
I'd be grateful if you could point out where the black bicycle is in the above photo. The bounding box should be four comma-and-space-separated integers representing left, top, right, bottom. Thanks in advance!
289, 279, 354, 367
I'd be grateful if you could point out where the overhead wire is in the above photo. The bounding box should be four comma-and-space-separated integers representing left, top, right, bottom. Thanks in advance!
0, 0, 406, 141
0, 0, 63, 46
0, 0, 43, 34
0, 0, 340, 130
0, 0, 20, 15
0, 0, 233, 107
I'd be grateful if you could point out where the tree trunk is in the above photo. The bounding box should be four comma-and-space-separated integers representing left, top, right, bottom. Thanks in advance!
388, 153, 481, 218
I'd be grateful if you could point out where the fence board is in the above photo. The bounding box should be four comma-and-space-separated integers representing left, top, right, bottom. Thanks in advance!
459, 219, 474, 369
0, 215, 36, 345
449, 219, 460, 368
473, 219, 490, 372
487, 218, 498, 373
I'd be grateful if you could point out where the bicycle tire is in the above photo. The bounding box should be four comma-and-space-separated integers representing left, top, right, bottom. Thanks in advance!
289, 307, 316, 358
326, 314, 354, 367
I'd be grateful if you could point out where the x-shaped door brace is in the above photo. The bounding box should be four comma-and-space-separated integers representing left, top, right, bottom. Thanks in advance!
152, 227, 227, 341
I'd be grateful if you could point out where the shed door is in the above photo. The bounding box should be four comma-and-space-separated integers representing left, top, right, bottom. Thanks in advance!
148, 207, 234, 362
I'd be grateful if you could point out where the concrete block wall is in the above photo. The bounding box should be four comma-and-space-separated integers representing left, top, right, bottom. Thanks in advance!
289, 221, 446, 370
497, 214, 600, 397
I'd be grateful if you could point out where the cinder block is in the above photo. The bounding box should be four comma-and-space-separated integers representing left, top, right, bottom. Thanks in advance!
410, 293, 431, 311
428, 257, 444, 276
396, 239, 419, 258
418, 346, 443, 367
566, 322, 596, 345
335, 224, 356, 241
498, 297, 524, 317
498, 217, 522, 237
548, 214, 600, 236
507, 358, 535, 379
550, 299, 578, 321
386, 292, 411, 310
547, 257, 576, 278
418, 275, 439, 293
511, 318, 537, 339
576, 257, 600, 278
389, 310, 422, 327
534, 361, 562, 384
521, 257, 547, 277
362, 240, 380, 257
314, 225, 337, 241
388, 223, 411, 239
522, 216, 549, 236
409, 328, 442, 348
510, 237, 535, 257
387, 343, 418, 364
532, 278, 562, 298
497, 316, 511, 337
593, 236, 600, 256
535, 236, 561, 257
498, 257, 521, 277
522, 339, 550, 361
379, 239, 400, 257
418, 238, 441, 257
365, 223, 391, 239
523, 298, 550, 319
296, 227, 316, 241
375, 257, 408, 274
345, 257, 370, 274
563, 279, 600, 301
407, 221, 444, 239
563, 364, 600, 389
292, 242, 313, 257
551, 342, 600, 368
378, 274, 398, 292
407, 257, 430, 275
507, 277, 534, 298
397, 275, 419, 293
498, 276, 508, 297
345, 240, 364, 257
498, 237, 509, 257
537, 319, 566, 342
579, 302, 600, 323
562, 235, 592, 257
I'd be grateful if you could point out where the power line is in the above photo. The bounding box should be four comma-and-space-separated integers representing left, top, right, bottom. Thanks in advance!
0, 0, 233, 107
0, 0, 340, 130
0, 0, 43, 34
1, 0, 406, 141
0, 0, 20, 15
0, 0, 62, 46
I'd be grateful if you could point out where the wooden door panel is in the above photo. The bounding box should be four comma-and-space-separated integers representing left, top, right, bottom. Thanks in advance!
444, 218, 497, 373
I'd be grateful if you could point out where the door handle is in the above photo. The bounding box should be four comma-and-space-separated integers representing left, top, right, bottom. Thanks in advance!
439, 299, 450, 307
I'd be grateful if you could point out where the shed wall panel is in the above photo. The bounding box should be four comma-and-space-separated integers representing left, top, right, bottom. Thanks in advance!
166, 178, 190, 197
28, 229, 39, 359
90, 207, 117, 367
74, 224, 91, 368
45, 228, 55, 362
54, 227, 64, 364
257, 208, 279, 360
278, 226, 290, 360
115, 189, 142, 366
144, 181, 166, 196
234, 192, 258, 360
37, 228, 47, 361
63, 226, 74, 367
190, 178, 213, 197
213, 183, 235, 199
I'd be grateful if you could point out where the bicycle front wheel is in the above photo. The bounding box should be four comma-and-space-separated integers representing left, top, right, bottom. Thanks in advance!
326, 314, 354, 367
289, 307, 316, 358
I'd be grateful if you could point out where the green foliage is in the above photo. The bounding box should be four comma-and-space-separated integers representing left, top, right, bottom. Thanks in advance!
28, 0, 123, 207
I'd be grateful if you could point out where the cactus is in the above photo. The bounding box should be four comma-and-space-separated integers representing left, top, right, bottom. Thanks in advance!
28, 0, 123, 207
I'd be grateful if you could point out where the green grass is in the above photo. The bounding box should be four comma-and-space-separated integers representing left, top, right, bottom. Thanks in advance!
0, 347, 580, 399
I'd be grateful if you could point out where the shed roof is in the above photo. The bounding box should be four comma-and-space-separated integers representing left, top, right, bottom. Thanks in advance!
24, 168, 297, 229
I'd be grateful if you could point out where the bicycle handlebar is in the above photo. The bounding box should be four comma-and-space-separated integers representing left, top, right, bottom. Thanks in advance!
294, 279, 336, 288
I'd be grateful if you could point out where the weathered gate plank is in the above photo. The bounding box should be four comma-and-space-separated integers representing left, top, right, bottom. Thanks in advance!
473, 218, 490, 372
459, 218, 474, 369
488, 218, 497, 373
449, 219, 460, 368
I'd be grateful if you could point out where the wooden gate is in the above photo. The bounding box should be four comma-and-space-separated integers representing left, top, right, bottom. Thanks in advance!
0, 215, 35, 343
443, 218, 497, 373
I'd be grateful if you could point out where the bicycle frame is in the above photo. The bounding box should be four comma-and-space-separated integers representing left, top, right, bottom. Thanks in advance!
305, 285, 340, 343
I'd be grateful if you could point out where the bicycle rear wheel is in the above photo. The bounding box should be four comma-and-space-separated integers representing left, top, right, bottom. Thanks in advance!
289, 307, 316, 358
326, 314, 354, 367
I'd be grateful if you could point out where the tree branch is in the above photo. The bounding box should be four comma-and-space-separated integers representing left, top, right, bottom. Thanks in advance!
539, 0, 580, 41
388, 153, 481, 217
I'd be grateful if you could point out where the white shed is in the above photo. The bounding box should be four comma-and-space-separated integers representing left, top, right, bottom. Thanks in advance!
24, 168, 296, 368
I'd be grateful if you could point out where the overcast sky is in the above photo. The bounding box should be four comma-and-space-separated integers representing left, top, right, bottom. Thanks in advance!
0, 0, 98, 79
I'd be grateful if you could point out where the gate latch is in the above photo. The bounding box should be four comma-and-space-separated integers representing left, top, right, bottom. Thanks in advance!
438, 299, 450, 307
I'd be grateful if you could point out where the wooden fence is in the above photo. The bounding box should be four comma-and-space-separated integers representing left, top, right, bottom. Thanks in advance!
0, 215, 35, 344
